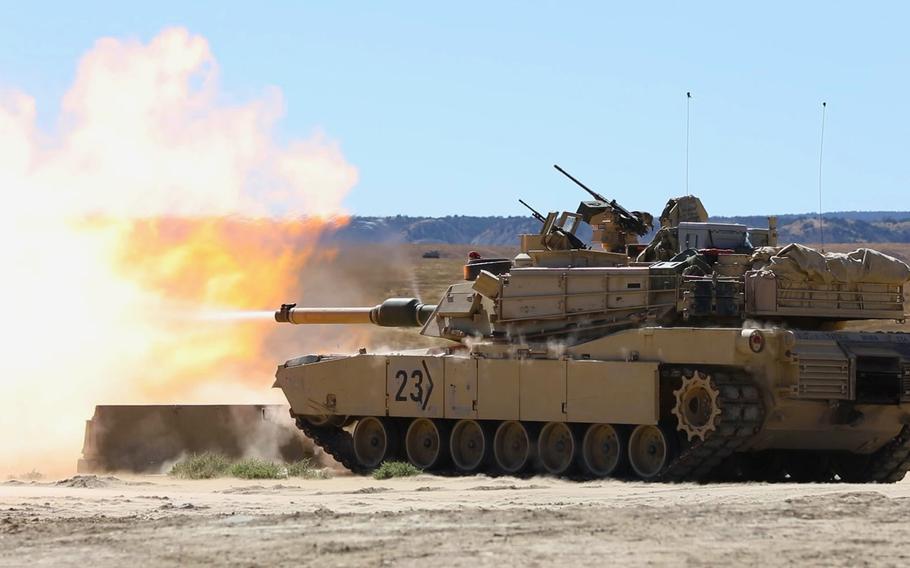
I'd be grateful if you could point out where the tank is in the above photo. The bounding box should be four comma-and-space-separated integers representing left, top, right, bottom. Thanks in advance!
273, 169, 910, 482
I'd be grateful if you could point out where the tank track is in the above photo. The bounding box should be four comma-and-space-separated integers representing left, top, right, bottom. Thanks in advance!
867, 425, 910, 483
294, 417, 370, 475
293, 379, 910, 484
658, 371, 764, 482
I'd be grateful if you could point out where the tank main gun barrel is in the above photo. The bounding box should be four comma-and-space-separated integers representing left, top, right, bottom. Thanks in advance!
276, 306, 374, 324
275, 298, 437, 327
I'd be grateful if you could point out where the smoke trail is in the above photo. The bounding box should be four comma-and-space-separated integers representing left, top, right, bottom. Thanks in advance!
195, 310, 277, 321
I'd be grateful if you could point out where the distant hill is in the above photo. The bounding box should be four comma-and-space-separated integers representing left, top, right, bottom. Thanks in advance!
329, 216, 543, 246
712, 212, 910, 244
326, 211, 910, 246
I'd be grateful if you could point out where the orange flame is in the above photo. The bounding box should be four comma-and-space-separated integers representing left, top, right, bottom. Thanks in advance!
106, 215, 349, 396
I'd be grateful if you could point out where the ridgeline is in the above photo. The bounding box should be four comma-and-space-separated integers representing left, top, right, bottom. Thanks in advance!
326, 211, 910, 246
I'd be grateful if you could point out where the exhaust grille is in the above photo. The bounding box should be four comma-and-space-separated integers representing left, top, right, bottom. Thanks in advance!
792, 336, 852, 400
798, 357, 851, 398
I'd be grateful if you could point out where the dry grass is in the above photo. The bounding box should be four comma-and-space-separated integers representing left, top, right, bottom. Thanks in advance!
372, 461, 422, 479
229, 459, 284, 479
169, 453, 231, 479
169, 454, 331, 480
6, 470, 44, 481
287, 458, 331, 479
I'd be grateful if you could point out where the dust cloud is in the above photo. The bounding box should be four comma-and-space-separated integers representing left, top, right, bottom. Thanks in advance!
0, 28, 357, 476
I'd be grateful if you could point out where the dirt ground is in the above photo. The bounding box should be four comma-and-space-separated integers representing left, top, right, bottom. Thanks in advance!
2, 473, 909, 567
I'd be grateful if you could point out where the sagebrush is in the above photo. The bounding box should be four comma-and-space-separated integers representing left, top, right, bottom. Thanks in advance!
169, 453, 232, 479
169, 454, 330, 480
373, 461, 421, 480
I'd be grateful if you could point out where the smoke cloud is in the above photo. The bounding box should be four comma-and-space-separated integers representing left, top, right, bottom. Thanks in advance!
0, 28, 357, 476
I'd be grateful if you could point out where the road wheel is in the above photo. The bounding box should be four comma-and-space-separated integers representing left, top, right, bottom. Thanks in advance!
580, 423, 627, 477
450, 419, 490, 473
352, 417, 396, 469
538, 422, 576, 476
493, 421, 532, 474
405, 418, 448, 470
628, 424, 674, 480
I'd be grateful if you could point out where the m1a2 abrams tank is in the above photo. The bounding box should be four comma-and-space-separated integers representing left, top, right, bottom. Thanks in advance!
273, 167, 910, 482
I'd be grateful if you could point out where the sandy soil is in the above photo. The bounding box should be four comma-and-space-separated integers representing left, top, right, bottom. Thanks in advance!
2, 473, 909, 567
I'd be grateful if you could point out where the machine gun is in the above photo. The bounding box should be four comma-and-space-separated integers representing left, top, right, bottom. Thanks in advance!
553, 164, 650, 236
519, 199, 588, 250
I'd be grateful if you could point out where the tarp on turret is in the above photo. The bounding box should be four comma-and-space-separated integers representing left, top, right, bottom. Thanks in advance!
752, 244, 910, 284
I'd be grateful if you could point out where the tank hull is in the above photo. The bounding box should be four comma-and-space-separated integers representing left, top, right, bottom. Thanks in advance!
274, 327, 910, 481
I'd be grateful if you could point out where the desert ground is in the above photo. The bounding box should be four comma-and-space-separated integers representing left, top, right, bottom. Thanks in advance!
4, 242, 908, 567
3, 473, 910, 567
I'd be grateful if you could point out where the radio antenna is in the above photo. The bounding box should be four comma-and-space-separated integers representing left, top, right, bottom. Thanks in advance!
817, 101, 827, 251
685, 91, 692, 196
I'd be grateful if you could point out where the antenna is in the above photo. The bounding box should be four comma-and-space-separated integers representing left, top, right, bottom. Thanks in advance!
817, 101, 827, 251
685, 92, 692, 196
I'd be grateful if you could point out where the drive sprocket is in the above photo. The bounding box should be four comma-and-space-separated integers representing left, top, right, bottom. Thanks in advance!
671, 371, 722, 442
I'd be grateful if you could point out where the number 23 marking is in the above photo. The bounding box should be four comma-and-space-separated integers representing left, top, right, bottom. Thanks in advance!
395, 369, 423, 402
393, 362, 434, 410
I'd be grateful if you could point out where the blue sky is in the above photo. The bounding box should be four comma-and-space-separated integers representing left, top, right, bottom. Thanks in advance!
1, 1, 907, 217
